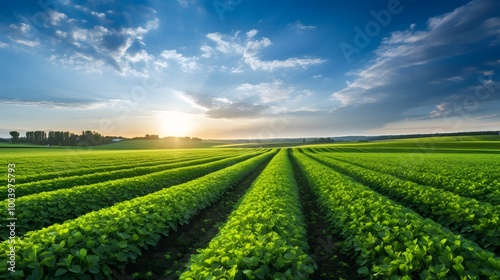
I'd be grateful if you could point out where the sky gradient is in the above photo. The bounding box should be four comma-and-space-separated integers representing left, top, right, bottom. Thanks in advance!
1, 0, 499, 139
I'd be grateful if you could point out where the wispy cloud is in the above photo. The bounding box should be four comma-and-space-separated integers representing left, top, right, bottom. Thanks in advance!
332, 0, 500, 110
327, 0, 500, 131
90, 11, 106, 20
177, 0, 189, 8
471, 113, 500, 120
1, 2, 160, 75
246, 29, 258, 38
200, 45, 213, 58
176, 91, 268, 119
9, 23, 31, 34
160, 50, 198, 72
0, 98, 124, 110
290, 20, 316, 32
238, 80, 294, 102
14, 39, 39, 47
205, 29, 325, 71
48, 11, 67, 26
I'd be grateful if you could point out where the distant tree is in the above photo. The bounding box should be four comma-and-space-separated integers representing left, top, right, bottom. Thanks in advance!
79, 130, 105, 146
9, 131, 20, 142
23, 130, 114, 146
32, 131, 47, 145
310, 137, 334, 144
303, 138, 306, 144
26, 131, 34, 143
63, 131, 70, 145
47, 131, 54, 145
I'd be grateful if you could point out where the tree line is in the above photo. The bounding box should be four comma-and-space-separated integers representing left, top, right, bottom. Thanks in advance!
8, 130, 116, 146
6, 131, 204, 146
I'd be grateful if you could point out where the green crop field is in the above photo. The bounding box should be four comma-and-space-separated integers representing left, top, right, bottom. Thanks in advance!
1, 137, 500, 279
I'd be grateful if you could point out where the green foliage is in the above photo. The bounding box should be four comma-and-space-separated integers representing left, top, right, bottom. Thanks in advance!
292, 150, 500, 279
93, 139, 222, 149
307, 152, 500, 251
1, 140, 499, 280
0, 151, 275, 279
0, 152, 238, 197
180, 149, 316, 279
323, 151, 500, 204
0, 151, 267, 239
0, 148, 258, 183
9, 131, 20, 142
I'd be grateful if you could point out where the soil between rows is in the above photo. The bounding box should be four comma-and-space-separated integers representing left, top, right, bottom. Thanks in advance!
289, 152, 361, 280
113, 155, 273, 280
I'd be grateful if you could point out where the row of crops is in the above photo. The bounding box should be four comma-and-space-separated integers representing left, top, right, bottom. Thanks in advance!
1, 147, 499, 279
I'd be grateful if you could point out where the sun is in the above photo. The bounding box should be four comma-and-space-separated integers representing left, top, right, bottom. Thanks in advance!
159, 111, 194, 137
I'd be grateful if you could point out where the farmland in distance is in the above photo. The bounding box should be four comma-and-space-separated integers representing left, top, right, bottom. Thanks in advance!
1, 135, 500, 279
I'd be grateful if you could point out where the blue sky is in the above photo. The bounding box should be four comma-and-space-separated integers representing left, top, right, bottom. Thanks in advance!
0, 0, 499, 139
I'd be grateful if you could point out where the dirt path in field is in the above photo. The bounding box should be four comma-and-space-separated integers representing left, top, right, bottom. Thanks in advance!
114, 156, 272, 280
290, 152, 361, 280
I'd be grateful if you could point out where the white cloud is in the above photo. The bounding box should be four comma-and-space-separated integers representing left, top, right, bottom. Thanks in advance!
244, 55, 325, 71
206, 29, 325, 71
55, 30, 67, 38
14, 39, 39, 47
200, 45, 213, 58
482, 70, 495, 76
332, 0, 500, 106
290, 20, 316, 32
0, 42, 8, 48
238, 80, 294, 103
176, 91, 267, 119
292, 90, 313, 102
177, 0, 189, 7
214, 97, 233, 104
231, 65, 244, 73
91, 11, 106, 19
3, 4, 160, 76
292, 107, 323, 113
153, 60, 168, 71
206, 32, 242, 53
9, 23, 30, 34
0, 98, 120, 110
175, 91, 209, 111
49, 11, 68, 25
471, 113, 500, 120
246, 29, 258, 38
447, 76, 463, 82
65, 17, 159, 75
74, 5, 90, 13
126, 50, 154, 63
429, 102, 452, 118
160, 50, 198, 72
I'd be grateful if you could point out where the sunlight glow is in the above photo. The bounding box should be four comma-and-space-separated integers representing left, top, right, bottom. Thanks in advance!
158, 111, 194, 137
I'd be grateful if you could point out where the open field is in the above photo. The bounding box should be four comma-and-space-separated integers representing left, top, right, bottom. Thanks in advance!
93, 140, 225, 150
305, 136, 500, 154
1, 137, 500, 279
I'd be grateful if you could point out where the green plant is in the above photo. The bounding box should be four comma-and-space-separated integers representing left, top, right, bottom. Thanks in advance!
0, 151, 276, 279
180, 149, 316, 279
293, 150, 500, 279
308, 151, 500, 250
0, 151, 266, 238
